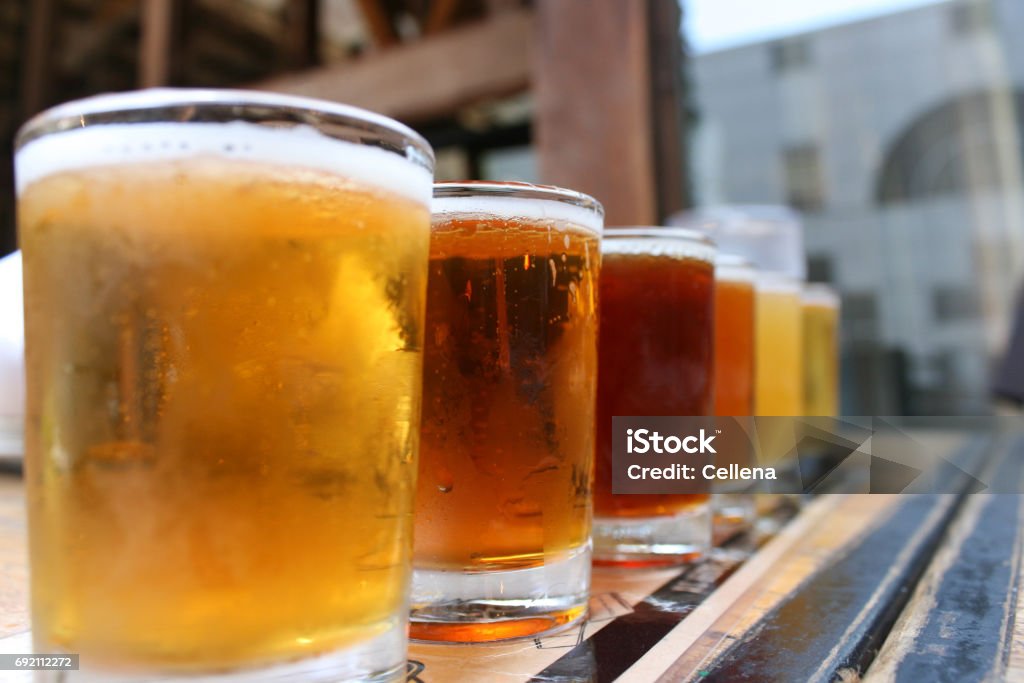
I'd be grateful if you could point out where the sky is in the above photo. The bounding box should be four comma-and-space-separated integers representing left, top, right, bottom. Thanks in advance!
685, 0, 948, 54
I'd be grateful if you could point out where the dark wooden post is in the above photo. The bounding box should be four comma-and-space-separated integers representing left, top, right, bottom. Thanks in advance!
533, 0, 688, 225
283, 0, 320, 69
20, 0, 56, 119
648, 0, 690, 219
139, 0, 180, 87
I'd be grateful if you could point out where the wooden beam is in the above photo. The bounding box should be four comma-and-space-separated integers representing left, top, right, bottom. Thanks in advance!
533, 0, 657, 226
20, 0, 56, 118
255, 9, 532, 123
423, 0, 461, 35
485, 0, 521, 13
355, 0, 399, 48
139, 0, 177, 87
282, 0, 320, 69
58, 4, 138, 76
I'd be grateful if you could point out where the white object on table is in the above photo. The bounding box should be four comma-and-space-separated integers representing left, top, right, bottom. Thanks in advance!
0, 250, 24, 460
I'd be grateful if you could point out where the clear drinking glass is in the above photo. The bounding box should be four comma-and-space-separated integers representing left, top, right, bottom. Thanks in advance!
16, 89, 434, 681
593, 228, 717, 566
412, 181, 602, 643
802, 283, 841, 416
712, 254, 757, 529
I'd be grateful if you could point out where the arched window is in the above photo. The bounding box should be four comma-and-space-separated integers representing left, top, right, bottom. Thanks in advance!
876, 90, 1024, 204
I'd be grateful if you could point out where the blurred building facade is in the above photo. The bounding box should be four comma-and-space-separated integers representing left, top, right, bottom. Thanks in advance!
691, 0, 1024, 414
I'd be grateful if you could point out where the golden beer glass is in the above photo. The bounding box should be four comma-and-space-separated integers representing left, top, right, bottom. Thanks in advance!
755, 272, 804, 416
753, 271, 805, 496
16, 90, 433, 681
411, 182, 602, 643
802, 283, 841, 416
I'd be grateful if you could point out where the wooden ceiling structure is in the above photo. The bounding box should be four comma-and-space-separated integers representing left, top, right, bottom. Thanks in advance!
2, 0, 690, 254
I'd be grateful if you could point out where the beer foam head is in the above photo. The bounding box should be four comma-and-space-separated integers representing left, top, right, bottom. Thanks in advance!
716, 254, 756, 284
432, 182, 604, 234
802, 282, 840, 308
668, 205, 806, 281
602, 227, 717, 264
756, 271, 803, 295
15, 89, 433, 204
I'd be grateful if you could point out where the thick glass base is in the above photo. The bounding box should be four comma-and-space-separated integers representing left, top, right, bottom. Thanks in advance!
713, 493, 756, 526
33, 618, 407, 683
593, 504, 711, 567
409, 544, 591, 643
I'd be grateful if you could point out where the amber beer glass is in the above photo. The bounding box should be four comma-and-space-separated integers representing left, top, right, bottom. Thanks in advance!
412, 182, 602, 642
712, 255, 757, 526
593, 229, 716, 565
803, 284, 840, 416
714, 255, 756, 416
16, 91, 433, 681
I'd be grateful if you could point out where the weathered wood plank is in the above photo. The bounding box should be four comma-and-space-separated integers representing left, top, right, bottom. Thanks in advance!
867, 434, 1024, 682
613, 494, 899, 682
534, 506, 797, 683
408, 503, 797, 682
255, 9, 532, 124
640, 436, 993, 683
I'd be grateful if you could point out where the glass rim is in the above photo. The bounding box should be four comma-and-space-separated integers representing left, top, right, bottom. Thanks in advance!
433, 181, 604, 217
672, 204, 801, 226
803, 282, 841, 307
603, 226, 716, 248
14, 87, 434, 170
716, 253, 757, 283
756, 270, 804, 292
716, 253, 754, 268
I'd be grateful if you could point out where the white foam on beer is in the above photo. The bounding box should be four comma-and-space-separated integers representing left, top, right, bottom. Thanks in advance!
716, 255, 756, 284
432, 195, 603, 235
15, 121, 431, 203
602, 229, 716, 264
802, 283, 840, 308
756, 271, 802, 294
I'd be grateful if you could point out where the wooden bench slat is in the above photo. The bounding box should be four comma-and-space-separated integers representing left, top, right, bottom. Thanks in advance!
648, 436, 992, 682
867, 434, 1024, 682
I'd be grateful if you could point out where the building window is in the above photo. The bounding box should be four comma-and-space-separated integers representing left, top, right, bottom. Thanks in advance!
770, 37, 812, 72
783, 144, 825, 211
877, 90, 1024, 204
949, 2, 993, 35
807, 255, 834, 283
932, 287, 978, 321
842, 292, 877, 339
480, 146, 538, 183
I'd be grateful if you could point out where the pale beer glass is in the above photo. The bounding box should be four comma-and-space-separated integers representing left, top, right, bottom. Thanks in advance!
16, 90, 434, 681
802, 283, 841, 416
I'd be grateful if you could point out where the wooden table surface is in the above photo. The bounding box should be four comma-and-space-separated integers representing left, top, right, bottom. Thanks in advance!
1, 430, 1022, 682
